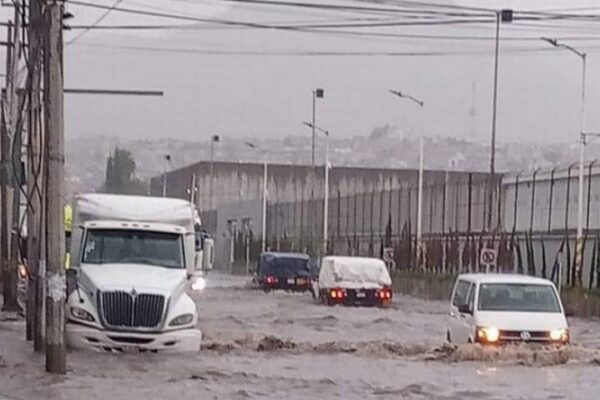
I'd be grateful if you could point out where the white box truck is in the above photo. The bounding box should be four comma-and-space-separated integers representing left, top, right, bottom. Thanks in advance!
65, 193, 213, 353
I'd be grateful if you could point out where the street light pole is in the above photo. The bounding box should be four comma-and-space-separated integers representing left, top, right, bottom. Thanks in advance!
262, 157, 268, 253
488, 9, 513, 231
389, 89, 424, 266
324, 130, 330, 254
542, 37, 587, 284
162, 154, 171, 197
310, 88, 324, 254
417, 138, 424, 254
303, 121, 330, 255
246, 141, 268, 253
209, 135, 220, 231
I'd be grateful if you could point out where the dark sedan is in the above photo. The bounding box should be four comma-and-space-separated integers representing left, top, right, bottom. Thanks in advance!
255, 252, 314, 292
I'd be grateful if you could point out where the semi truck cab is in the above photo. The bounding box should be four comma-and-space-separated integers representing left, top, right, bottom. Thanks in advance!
66, 194, 212, 353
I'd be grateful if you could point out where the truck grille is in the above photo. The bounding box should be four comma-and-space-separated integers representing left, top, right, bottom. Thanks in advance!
100, 291, 165, 329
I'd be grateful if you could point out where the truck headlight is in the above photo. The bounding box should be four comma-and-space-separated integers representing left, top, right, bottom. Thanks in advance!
71, 307, 95, 322
476, 326, 500, 343
549, 328, 569, 342
169, 313, 194, 327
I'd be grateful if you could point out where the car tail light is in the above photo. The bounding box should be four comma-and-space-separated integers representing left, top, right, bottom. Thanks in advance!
266, 276, 278, 285
377, 288, 392, 300
329, 288, 345, 299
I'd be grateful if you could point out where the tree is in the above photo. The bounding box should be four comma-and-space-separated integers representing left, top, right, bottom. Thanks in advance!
100, 147, 148, 195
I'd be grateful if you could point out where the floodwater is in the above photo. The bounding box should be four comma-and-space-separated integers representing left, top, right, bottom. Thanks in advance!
2, 273, 600, 399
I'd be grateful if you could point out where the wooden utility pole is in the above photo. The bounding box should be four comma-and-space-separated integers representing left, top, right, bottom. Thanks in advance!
27, 0, 45, 351
43, 0, 66, 374
2, 3, 23, 313
8, 0, 25, 316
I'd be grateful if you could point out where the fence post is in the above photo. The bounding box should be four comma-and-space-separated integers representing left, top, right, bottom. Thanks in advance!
467, 174, 473, 233
586, 160, 597, 230
548, 167, 557, 233
529, 168, 539, 233
513, 173, 520, 232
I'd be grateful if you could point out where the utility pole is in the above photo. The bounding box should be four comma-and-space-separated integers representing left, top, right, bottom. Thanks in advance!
8, 0, 25, 316
43, 0, 66, 374
27, 0, 45, 352
1, 20, 12, 312
2, 4, 23, 312
162, 154, 171, 197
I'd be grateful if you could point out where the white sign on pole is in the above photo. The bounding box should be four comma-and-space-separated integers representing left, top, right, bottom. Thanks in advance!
480, 248, 497, 273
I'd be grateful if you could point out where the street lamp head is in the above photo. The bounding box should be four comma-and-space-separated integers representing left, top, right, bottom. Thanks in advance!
244, 141, 256, 149
389, 89, 402, 98
314, 88, 324, 98
302, 121, 313, 129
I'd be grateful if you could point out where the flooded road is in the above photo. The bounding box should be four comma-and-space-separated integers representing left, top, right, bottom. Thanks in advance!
2, 273, 600, 399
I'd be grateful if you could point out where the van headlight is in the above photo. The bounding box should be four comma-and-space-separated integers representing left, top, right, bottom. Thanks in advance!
549, 328, 569, 342
476, 326, 500, 343
71, 307, 95, 322
169, 313, 194, 327
191, 277, 206, 291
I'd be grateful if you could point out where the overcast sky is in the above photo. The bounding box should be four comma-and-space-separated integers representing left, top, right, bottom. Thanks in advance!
4, 0, 600, 144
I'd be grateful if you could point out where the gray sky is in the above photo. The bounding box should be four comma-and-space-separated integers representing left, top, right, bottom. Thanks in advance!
5, 0, 600, 143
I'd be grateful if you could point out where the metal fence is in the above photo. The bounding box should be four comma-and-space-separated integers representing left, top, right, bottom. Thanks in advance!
227, 164, 600, 289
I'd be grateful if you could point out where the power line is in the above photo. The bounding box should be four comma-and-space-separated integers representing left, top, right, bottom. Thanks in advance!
65, 22, 600, 42
75, 41, 600, 57
67, 0, 123, 45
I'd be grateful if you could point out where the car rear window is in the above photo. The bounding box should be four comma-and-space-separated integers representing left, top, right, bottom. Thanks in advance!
262, 257, 309, 276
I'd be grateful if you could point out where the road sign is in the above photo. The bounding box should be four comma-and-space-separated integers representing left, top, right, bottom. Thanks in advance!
480, 248, 497, 268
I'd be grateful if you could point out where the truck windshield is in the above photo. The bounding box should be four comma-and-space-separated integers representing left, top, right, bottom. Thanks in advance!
478, 283, 561, 313
82, 229, 184, 269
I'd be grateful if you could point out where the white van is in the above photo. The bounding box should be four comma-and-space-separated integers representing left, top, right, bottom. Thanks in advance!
448, 274, 569, 345
313, 256, 393, 307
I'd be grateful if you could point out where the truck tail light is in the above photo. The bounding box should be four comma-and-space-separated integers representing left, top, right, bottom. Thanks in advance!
266, 276, 278, 285
329, 288, 345, 300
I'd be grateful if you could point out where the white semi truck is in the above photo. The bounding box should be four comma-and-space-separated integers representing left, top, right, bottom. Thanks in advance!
65, 193, 213, 353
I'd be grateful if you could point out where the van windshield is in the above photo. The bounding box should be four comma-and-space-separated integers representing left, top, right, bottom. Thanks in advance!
82, 229, 184, 269
478, 283, 561, 313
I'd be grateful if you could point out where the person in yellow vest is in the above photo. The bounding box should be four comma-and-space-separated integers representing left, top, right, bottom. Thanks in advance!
64, 204, 72, 269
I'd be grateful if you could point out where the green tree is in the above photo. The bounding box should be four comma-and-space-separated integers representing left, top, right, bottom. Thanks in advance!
100, 147, 148, 195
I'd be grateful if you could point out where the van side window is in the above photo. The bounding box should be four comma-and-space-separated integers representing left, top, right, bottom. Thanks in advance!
452, 280, 471, 307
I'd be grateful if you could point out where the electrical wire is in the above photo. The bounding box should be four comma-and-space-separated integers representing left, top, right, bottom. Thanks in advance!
67, 0, 124, 45
65, 22, 600, 42
75, 41, 583, 57
68, 0, 500, 30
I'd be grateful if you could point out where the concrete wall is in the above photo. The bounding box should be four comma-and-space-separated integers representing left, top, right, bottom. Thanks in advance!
150, 160, 493, 234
